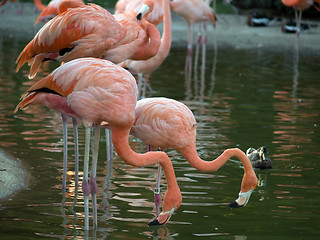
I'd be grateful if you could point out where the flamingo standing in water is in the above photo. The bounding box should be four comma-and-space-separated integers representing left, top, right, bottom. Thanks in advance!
131, 97, 258, 216
16, 1, 161, 79
281, 0, 313, 36
170, 0, 216, 75
122, 0, 172, 99
15, 58, 182, 229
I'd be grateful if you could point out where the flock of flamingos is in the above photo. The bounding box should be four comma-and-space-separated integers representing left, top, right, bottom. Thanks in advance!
2, 0, 317, 232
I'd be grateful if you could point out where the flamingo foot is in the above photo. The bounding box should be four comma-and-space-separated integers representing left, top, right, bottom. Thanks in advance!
148, 208, 175, 226
229, 187, 254, 208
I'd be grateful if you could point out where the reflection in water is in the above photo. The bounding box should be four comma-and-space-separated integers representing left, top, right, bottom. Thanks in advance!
1, 34, 320, 239
292, 37, 300, 99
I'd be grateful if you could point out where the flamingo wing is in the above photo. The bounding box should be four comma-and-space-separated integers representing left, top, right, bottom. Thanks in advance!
16, 4, 127, 79
16, 58, 138, 127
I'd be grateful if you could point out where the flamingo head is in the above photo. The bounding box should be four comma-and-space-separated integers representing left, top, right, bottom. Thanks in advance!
136, 0, 154, 20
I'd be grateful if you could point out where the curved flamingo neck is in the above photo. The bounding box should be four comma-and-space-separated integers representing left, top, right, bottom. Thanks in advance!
111, 126, 179, 192
180, 146, 257, 192
130, 21, 161, 60
158, 0, 172, 58
182, 147, 252, 171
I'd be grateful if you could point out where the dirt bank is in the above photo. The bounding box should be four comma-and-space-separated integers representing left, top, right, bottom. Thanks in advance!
0, 2, 320, 54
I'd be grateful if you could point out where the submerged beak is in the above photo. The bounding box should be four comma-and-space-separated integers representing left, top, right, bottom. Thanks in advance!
137, 4, 150, 20
148, 208, 175, 226
229, 187, 254, 208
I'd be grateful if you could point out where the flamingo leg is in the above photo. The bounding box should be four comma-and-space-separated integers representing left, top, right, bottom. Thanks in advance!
201, 22, 207, 73
295, 8, 302, 37
146, 146, 162, 217
82, 127, 91, 231
139, 73, 147, 99
61, 114, 68, 193
105, 128, 113, 166
185, 23, 193, 77
90, 124, 101, 228
137, 73, 143, 100
72, 118, 79, 191
154, 164, 162, 217
194, 24, 201, 75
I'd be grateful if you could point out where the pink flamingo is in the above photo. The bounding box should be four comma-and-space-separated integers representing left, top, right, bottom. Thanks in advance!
15, 58, 182, 229
115, 0, 163, 25
170, 0, 216, 75
131, 97, 258, 218
16, 1, 161, 79
281, 0, 313, 36
122, 0, 171, 99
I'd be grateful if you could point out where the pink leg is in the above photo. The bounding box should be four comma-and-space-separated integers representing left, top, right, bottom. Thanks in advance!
185, 23, 193, 78
82, 127, 91, 231
154, 164, 162, 217
146, 145, 162, 217
194, 24, 202, 74
201, 22, 207, 73
61, 114, 68, 193
72, 118, 79, 190
90, 125, 101, 228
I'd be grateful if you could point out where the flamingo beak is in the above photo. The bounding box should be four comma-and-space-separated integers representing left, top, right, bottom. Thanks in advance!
137, 4, 150, 20
148, 207, 175, 226
229, 187, 254, 208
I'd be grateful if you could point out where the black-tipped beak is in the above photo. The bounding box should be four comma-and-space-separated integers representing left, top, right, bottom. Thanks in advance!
148, 219, 162, 226
228, 201, 243, 208
137, 12, 142, 21
148, 214, 171, 226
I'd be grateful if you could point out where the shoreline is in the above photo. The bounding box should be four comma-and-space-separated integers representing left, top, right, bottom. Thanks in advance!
0, 149, 30, 201
0, 2, 319, 54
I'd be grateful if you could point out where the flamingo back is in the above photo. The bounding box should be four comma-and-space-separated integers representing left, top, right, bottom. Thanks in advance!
16, 58, 138, 128
16, 4, 127, 78
132, 97, 197, 150
170, 0, 216, 24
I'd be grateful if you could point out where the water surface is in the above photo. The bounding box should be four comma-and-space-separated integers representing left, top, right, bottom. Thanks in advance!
0, 33, 319, 239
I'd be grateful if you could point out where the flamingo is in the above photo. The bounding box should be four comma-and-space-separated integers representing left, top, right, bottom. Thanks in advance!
131, 97, 258, 217
281, 0, 313, 36
122, 0, 171, 99
15, 58, 182, 229
34, 0, 85, 24
15, 1, 161, 79
115, 0, 163, 25
170, 0, 216, 75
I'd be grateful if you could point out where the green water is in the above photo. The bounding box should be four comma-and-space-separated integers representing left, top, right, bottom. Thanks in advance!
0, 33, 319, 239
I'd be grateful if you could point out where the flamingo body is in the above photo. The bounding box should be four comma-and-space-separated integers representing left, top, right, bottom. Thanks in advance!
16, 58, 137, 127
132, 97, 258, 208
170, 0, 216, 25
16, 3, 161, 79
132, 97, 196, 151
282, 0, 313, 10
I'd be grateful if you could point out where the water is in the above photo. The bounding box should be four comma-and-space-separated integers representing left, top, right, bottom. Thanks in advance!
0, 33, 319, 239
